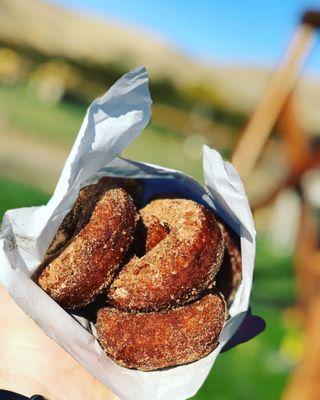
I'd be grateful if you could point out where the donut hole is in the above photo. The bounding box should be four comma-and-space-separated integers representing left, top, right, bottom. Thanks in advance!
131, 218, 170, 258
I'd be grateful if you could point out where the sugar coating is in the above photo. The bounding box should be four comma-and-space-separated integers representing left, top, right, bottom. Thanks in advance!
107, 198, 225, 311
37, 183, 137, 309
36, 187, 230, 371
98, 177, 143, 207
97, 292, 227, 371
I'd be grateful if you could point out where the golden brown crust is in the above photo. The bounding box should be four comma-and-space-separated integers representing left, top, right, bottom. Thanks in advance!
145, 220, 170, 252
98, 177, 143, 208
216, 222, 242, 305
37, 183, 138, 309
96, 292, 227, 371
107, 198, 224, 311
42, 184, 106, 265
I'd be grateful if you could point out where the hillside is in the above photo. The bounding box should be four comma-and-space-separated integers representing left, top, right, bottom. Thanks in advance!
0, 0, 199, 85
0, 0, 320, 133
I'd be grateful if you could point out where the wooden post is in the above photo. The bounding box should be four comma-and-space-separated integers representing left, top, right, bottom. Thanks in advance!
282, 202, 320, 400
277, 96, 312, 175
232, 24, 315, 181
229, 10, 320, 400
251, 94, 320, 211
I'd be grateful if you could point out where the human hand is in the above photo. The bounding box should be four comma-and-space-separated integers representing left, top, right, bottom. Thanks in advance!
0, 285, 118, 400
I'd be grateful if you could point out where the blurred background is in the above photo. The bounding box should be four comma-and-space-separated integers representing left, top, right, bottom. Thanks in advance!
0, 0, 320, 399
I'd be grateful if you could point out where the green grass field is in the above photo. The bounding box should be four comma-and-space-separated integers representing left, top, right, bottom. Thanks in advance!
0, 83, 301, 399
0, 84, 206, 182
0, 177, 49, 217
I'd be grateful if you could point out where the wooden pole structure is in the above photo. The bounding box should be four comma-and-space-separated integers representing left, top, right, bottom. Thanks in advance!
251, 96, 320, 211
251, 149, 320, 210
282, 203, 320, 400
232, 24, 315, 181
230, 9, 320, 400
277, 96, 312, 174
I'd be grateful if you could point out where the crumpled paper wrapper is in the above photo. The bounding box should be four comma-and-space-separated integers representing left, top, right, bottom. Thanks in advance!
0, 66, 257, 400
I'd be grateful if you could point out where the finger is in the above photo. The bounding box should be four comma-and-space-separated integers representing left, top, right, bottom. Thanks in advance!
0, 285, 118, 400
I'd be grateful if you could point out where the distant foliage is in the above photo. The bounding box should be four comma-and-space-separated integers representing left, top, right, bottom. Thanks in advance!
0, 40, 247, 135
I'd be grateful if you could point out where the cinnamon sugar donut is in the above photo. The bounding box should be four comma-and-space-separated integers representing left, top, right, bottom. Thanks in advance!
97, 292, 227, 371
216, 222, 242, 305
37, 183, 138, 309
141, 216, 242, 307
98, 177, 143, 207
107, 198, 224, 311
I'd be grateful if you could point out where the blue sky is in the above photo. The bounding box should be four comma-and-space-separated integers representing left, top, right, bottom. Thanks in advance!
48, 0, 320, 75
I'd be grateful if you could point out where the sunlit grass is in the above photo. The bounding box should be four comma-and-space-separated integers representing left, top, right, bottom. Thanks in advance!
0, 177, 49, 221
0, 84, 83, 147
0, 84, 206, 182
192, 307, 290, 400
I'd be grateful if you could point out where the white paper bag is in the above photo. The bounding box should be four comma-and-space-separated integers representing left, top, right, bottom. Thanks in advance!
0, 66, 256, 400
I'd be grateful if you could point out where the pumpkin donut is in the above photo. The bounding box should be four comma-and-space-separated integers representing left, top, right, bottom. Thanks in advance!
107, 198, 224, 311
37, 183, 138, 309
97, 292, 227, 371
